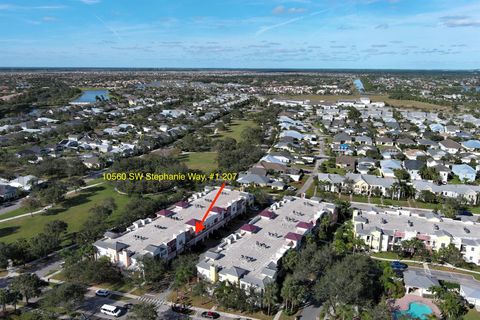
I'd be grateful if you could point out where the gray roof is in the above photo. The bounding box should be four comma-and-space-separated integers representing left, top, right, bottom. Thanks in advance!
237, 173, 270, 185
94, 240, 129, 251
404, 160, 424, 171
219, 266, 249, 278
404, 270, 439, 289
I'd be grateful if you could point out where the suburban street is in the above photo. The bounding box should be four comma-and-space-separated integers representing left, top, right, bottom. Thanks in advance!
297, 130, 329, 196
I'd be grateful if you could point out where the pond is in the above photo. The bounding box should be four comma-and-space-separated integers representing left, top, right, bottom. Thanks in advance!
71, 89, 109, 104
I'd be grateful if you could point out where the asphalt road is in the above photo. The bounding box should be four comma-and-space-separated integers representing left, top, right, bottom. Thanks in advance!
0, 198, 23, 215
410, 266, 480, 288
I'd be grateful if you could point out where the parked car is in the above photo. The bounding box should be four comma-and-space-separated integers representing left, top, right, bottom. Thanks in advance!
201, 311, 220, 319
172, 305, 193, 314
391, 261, 408, 271
95, 289, 110, 297
100, 304, 122, 317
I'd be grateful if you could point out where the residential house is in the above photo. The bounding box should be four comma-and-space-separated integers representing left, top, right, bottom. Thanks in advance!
452, 164, 477, 182
403, 160, 424, 180
403, 270, 440, 297
336, 156, 356, 172
439, 139, 462, 154
380, 159, 402, 178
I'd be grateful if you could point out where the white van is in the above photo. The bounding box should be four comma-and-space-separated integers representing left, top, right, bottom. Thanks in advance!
100, 304, 122, 317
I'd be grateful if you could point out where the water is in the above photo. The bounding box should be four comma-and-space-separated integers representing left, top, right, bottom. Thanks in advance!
354, 79, 365, 93
72, 89, 109, 103
394, 302, 433, 320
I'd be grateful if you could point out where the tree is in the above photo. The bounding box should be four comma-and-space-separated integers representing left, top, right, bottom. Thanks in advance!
333, 221, 366, 254
334, 199, 352, 223
262, 282, 278, 315
63, 257, 122, 285
22, 197, 41, 212
40, 282, 87, 314
281, 275, 305, 314
399, 238, 429, 259
394, 169, 410, 181
442, 197, 467, 219
44, 220, 68, 244
37, 182, 66, 205
342, 178, 355, 194
347, 107, 361, 122
128, 302, 158, 320
420, 166, 441, 183
281, 250, 299, 272
172, 254, 197, 290
434, 244, 465, 266
0, 288, 9, 313
314, 255, 382, 317
431, 286, 468, 320
67, 177, 86, 193
140, 255, 167, 287
419, 190, 438, 203
11, 273, 44, 304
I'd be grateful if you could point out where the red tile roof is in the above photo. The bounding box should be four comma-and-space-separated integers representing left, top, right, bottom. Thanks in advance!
240, 224, 260, 233
185, 218, 200, 226
285, 232, 303, 242
175, 200, 189, 208
156, 209, 174, 217
259, 209, 276, 219
211, 206, 226, 214
296, 221, 314, 230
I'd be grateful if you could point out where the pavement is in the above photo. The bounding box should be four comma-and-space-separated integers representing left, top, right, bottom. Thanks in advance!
300, 301, 322, 320
0, 198, 23, 215
410, 265, 480, 288
297, 132, 327, 197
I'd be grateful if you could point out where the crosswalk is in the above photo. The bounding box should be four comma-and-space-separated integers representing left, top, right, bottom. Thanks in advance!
137, 295, 166, 307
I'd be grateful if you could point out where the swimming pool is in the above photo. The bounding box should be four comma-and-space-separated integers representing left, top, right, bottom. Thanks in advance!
394, 302, 433, 320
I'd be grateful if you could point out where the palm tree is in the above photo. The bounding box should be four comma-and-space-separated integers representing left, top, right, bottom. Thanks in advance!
262, 282, 278, 315
343, 178, 355, 195
0, 289, 8, 313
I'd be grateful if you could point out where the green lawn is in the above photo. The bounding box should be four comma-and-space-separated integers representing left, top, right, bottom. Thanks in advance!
465, 309, 480, 320
326, 167, 347, 176
0, 206, 34, 220
0, 183, 129, 243
178, 152, 218, 172
215, 119, 259, 142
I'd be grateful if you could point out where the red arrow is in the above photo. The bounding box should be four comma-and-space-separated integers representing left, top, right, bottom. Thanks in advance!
195, 183, 226, 233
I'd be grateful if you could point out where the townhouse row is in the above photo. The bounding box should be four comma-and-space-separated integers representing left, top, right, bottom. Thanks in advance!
94, 186, 254, 268
352, 207, 480, 265
196, 197, 337, 292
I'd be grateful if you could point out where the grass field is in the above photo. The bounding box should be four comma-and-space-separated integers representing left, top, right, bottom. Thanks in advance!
0, 183, 129, 243
215, 119, 259, 142
178, 152, 218, 172
465, 309, 480, 320
277, 94, 449, 111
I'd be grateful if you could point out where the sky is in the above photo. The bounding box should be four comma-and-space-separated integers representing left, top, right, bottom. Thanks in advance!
0, 0, 479, 69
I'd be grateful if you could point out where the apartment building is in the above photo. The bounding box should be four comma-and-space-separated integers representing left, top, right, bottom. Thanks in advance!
196, 197, 336, 292
352, 207, 480, 265
94, 186, 253, 269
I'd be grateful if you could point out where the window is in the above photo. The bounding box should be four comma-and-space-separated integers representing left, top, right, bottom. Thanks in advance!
472, 247, 475, 251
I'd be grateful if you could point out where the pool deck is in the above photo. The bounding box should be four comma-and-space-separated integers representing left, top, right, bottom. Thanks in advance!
394, 294, 442, 316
